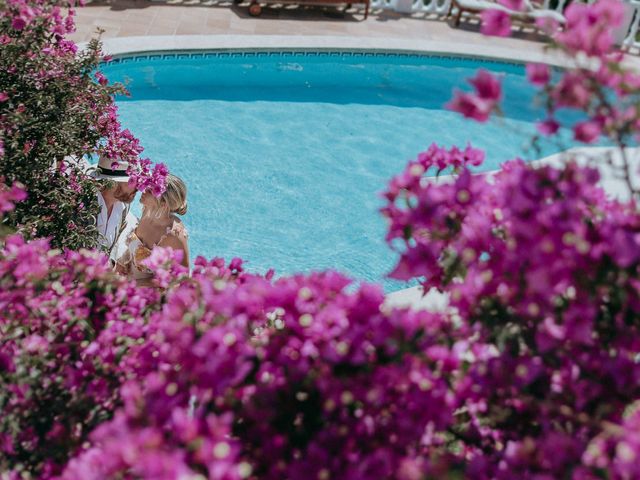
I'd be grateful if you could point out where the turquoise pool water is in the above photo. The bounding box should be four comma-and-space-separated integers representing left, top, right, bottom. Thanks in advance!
102, 51, 575, 291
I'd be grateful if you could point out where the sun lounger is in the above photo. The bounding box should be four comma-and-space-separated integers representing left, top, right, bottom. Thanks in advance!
448, 0, 565, 28
246, 0, 370, 18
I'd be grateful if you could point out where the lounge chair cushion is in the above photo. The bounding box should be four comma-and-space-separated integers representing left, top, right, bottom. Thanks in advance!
453, 0, 566, 24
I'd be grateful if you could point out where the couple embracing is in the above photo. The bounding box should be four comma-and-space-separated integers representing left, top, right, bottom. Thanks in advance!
91, 156, 190, 287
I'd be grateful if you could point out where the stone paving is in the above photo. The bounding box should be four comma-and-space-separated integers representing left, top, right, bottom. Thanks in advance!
70, 0, 546, 52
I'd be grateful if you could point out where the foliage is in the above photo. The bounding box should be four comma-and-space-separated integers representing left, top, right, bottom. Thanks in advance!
381, 0, 640, 477
62, 266, 462, 479
0, 0, 166, 250
0, 211, 162, 476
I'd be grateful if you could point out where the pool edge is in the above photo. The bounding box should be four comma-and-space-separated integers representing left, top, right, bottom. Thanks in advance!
85, 34, 573, 67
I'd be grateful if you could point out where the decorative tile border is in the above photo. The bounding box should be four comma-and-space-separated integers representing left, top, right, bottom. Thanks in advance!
106, 49, 524, 68
93, 35, 599, 70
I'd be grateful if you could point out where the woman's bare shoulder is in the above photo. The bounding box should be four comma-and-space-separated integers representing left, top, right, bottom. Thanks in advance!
159, 218, 188, 248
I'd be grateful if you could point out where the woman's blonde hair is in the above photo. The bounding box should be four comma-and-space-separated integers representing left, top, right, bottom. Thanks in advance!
161, 174, 188, 216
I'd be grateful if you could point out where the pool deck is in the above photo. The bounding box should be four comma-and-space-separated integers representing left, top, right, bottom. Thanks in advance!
73, 1, 640, 68
71, 0, 548, 53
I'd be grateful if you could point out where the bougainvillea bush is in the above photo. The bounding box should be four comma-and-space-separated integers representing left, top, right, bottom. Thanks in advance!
0, 0, 167, 250
0, 183, 161, 476
380, 0, 640, 477
2, 0, 640, 478
62, 267, 466, 479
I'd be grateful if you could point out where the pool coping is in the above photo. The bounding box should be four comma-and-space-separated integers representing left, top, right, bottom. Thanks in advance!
95, 34, 576, 67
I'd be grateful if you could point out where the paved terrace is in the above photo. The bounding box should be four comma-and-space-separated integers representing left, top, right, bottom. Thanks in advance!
70, 0, 548, 52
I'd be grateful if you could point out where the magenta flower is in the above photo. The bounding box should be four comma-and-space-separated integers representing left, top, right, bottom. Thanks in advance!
553, 71, 592, 109
23, 334, 49, 353
583, 406, 640, 479
11, 17, 27, 31
573, 120, 602, 143
536, 118, 560, 136
557, 0, 624, 57
447, 91, 493, 122
481, 9, 512, 37
0, 181, 27, 213
140, 246, 188, 289
526, 63, 551, 86
469, 69, 502, 102
94, 71, 108, 86
447, 70, 502, 122
498, 0, 524, 10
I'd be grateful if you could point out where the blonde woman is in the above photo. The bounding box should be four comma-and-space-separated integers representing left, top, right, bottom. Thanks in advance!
116, 174, 189, 286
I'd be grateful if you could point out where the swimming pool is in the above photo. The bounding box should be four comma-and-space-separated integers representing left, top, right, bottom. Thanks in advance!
102, 50, 574, 291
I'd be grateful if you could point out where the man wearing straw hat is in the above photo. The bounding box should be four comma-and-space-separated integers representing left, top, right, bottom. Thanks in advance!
88, 156, 138, 263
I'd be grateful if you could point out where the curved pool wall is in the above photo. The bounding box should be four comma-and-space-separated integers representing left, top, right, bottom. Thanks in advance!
106, 51, 550, 119
102, 50, 578, 291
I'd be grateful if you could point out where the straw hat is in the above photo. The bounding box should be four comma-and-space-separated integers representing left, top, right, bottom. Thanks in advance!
87, 156, 131, 182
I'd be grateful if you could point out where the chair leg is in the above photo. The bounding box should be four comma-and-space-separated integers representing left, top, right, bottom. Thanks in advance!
454, 8, 462, 27
364, 0, 369, 18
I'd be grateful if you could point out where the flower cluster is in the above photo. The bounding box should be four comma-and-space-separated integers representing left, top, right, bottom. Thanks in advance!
0, 179, 26, 214
381, 143, 488, 284
63, 267, 465, 479
386, 1, 640, 474
447, 69, 502, 122
583, 402, 640, 479
96, 104, 169, 196
481, 9, 513, 37
556, 0, 626, 58
383, 6, 640, 471
0, 234, 162, 477
383, 144, 640, 476
493, 0, 640, 153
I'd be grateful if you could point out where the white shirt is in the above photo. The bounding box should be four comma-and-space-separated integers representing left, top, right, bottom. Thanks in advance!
96, 192, 138, 262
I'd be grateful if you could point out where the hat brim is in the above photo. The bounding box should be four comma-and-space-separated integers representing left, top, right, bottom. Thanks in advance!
87, 167, 130, 183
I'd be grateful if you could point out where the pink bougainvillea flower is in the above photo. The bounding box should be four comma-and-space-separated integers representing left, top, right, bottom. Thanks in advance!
583, 407, 640, 479
447, 91, 493, 122
140, 246, 187, 289
557, 0, 624, 57
573, 120, 602, 143
0, 92, 8, 102
0, 181, 27, 213
23, 334, 49, 354
498, 0, 524, 11
447, 70, 501, 122
481, 9, 512, 37
94, 72, 108, 86
536, 118, 560, 136
11, 17, 27, 31
526, 63, 551, 86
469, 69, 502, 102
553, 72, 592, 109
229, 257, 244, 273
